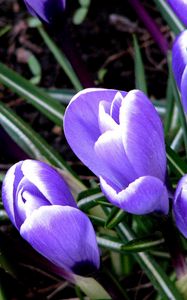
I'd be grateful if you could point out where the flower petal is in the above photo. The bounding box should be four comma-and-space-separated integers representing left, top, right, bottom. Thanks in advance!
24, 0, 66, 24
20, 205, 100, 275
94, 129, 137, 188
100, 175, 169, 214
172, 30, 187, 89
16, 177, 50, 224
173, 175, 187, 238
181, 65, 187, 112
120, 90, 166, 181
98, 101, 119, 134
2, 161, 24, 228
110, 91, 124, 124
167, 1, 187, 27
21, 160, 76, 208
64, 88, 126, 177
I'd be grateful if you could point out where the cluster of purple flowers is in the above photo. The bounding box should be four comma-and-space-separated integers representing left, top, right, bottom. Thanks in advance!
2, 0, 187, 281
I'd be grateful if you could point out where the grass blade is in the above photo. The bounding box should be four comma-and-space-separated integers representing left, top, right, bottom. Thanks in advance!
166, 144, 187, 176
117, 223, 183, 300
153, 0, 185, 35
38, 26, 83, 91
0, 102, 85, 195
133, 34, 148, 94
0, 62, 64, 126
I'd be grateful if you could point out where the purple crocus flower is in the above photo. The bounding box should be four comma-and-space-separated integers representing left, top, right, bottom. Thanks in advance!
167, 0, 187, 26
24, 0, 66, 24
172, 30, 187, 112
173, 175, 187, 238
64, 88, 169, 215
2, 159, 100, 276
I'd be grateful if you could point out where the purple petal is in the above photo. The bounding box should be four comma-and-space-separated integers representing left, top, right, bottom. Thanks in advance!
172, 30, 187, 89
173, 175, 187, 238
167, 1, 187, 26
2, 161, 24, 228
181, 65, 187, 112
94, 129, 137, 188
120, 90, 166, 181
16, 177, 50, 226
100, 175, 169, 214
21, 160, 76, 208
110, 92, 123, 124
64, 88, 126, 177
98, 101, 119, 134
24, 0, 66, 24
20, 205, 100, 275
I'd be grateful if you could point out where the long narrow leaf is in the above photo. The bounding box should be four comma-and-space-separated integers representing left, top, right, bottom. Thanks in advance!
117, 223, 183, 300
153, 0, 185, 35
38, 26, 83, 91
105, 208, 126, 229
0, 102, 84, 193
166, 144, 187, 176
0, 62, 64, 126
97, 235, 164, 253
164, 65, 175, 135
103, 208, 183, 300
133, 35, 148, 94
169, 64, 187, 155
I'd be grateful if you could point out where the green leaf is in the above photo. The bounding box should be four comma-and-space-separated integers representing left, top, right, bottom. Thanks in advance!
0, 172, 5, 182
28, 54, 42, 85
0, 25, 11, 37
167, 52, 187, 156
103, 208, 183, 300
45, 88, 75, 104
37, 26, 83, 91
117, 223, 183, 300
87, 215, 106, 226
153, 0, 185, 35
120, 235, 164, 252
166, 144, 187, 176
133, 35, 148, 94
0, 102, 71, 172
0, 211, 9, 223
79, 0, 91, 7
164, 65, 175, 135
171, 128, 184, 152
73, 7, 88, 25
0, 102, 85, 195
97, 234, 164, 253
0, 290, 5, 300
0, 62, 64, 126
78, 188, 106, 211
105, 207, 126, 229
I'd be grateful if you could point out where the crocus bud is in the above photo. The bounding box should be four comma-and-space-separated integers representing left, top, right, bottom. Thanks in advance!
64, 88, 169, 215
24, 0, 66, 25
173, 175, 187, 238
172, 30, 187, 112
167, 0, 187, 26
2, 160, 100, 276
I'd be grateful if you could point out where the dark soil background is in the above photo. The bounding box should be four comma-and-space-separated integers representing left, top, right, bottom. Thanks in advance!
0, 0, 171, 299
